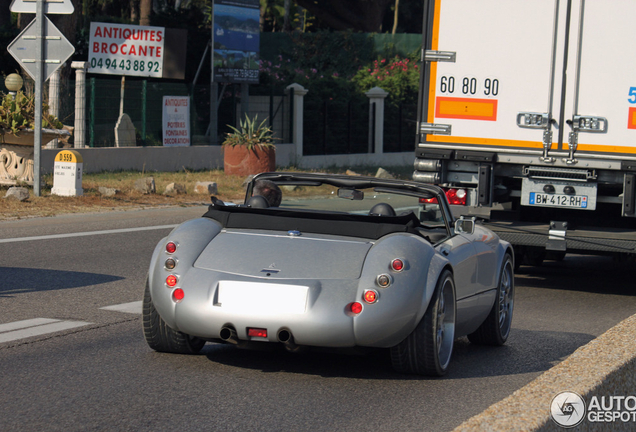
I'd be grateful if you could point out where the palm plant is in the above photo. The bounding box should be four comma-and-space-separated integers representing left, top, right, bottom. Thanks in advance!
222, 114, 275, 150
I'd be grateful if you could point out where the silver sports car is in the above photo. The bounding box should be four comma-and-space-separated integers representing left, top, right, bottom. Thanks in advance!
143, 172, 514, 376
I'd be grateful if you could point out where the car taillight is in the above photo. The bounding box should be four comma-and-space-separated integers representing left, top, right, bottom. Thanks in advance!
165, 258, 177, 270
391, 259, 404, 272
445, 188, 467, 205
248, 328, 268, 338
173, 288, 184, 302
350, 302, 363, 314
166, 241, 177, 254
166, 274, 178, 287
363, 290, 378, 304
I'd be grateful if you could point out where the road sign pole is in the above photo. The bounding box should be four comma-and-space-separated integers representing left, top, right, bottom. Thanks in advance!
34, 0, 44, 196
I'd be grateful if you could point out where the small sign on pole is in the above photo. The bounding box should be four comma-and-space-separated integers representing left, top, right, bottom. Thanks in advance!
52, 150, 83, 196
162, 96, 191, 147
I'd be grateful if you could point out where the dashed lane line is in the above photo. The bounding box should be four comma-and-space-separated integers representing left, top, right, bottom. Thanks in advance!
0, 319, 92, 343
100, 301, 142, 314
1, 302, 143, 343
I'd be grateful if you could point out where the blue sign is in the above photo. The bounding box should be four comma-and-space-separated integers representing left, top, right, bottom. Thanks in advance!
214, 0, 260, 83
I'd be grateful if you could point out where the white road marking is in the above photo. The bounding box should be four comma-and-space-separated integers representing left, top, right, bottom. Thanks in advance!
0, 319, 92, 343
0, 224, 178, 244
0, 318, 61, 333
100, 301, 142, 314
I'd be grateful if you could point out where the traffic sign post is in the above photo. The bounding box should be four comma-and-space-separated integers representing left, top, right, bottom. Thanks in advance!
10, 0, 74, 14
6, 0, 75, 196
7, 16, 75, 82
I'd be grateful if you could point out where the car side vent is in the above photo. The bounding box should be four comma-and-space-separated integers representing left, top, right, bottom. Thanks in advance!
524, 166, 597, 182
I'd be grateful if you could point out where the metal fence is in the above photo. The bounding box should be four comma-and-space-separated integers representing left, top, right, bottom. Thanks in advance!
51, 78, 413, 154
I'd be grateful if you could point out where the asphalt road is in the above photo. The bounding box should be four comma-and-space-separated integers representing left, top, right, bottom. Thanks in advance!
1, 206, 636, 432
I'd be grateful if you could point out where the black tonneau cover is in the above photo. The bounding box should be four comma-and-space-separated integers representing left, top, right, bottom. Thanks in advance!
203, 204, 420, 240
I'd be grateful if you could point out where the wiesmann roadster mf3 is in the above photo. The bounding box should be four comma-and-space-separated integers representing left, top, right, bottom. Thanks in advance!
143, 172, 514, 376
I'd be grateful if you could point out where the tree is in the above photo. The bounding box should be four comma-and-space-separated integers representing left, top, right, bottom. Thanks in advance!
0, 0, 11, 27
295, 0, 393, 32
140, 0, 152, 25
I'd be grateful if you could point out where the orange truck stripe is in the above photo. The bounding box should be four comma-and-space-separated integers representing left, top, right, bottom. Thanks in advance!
628, 107, 636, 130
435, 97, 498, 121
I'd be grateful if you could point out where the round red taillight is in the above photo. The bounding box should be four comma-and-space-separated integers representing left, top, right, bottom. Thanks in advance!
173, 288, 185, 302
363, 290, 378, 304
391, 259, 404, 272
166, 242, 177, 254
350, 302, 363, 314
166, 274, 178, 287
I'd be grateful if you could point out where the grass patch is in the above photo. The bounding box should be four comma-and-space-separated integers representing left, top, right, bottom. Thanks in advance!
0, 166, 412, 220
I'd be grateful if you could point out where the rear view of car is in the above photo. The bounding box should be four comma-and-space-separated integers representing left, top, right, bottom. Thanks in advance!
143, 173, 514, 376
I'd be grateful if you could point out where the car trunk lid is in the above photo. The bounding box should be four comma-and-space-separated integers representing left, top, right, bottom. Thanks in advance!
194, 230, 372, 279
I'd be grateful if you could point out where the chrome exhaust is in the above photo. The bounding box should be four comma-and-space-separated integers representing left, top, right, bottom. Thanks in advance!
219, 326, 239, 344
277, 329, 304, 352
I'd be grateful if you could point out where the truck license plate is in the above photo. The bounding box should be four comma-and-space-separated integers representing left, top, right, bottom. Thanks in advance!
529, 192, 588, 208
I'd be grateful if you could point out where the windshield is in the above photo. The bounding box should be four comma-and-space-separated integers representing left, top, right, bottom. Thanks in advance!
247, 179, 448, 230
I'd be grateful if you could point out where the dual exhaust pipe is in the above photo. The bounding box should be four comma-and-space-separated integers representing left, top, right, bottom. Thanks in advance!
219, 326, 299, 351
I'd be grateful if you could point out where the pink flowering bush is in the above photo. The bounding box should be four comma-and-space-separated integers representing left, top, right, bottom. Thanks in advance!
352, 56, 420, 105
258, 53, 420, 106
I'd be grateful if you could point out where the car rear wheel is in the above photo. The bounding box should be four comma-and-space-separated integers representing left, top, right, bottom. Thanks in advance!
142, 278, 206, 354
390, 270, 456, 376
468, 253, 514, 346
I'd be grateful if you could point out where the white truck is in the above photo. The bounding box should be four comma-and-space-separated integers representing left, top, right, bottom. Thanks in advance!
414, 0, 636, 264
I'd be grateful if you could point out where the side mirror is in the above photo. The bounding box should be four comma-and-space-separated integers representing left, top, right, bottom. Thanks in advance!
454, 216, 476, 234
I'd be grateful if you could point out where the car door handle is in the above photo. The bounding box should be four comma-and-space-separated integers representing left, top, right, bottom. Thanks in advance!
441, 248, 450, 256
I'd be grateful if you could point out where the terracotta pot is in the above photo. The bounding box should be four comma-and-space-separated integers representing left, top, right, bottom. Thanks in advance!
223, 145, 276, 176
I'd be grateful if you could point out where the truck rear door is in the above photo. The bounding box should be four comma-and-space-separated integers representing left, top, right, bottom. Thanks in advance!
421, 0, 563, 154
563, 0, 636, 160
420, 0, 636, 160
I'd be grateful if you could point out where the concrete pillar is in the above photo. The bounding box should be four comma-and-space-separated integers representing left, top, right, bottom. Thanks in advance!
48, 69, 60, 119
72, 61, 87, 149
286, 83, 308, 158
365, 86, 389, 154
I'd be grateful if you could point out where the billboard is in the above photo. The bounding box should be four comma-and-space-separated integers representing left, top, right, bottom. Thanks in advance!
88, 22, 187, 79
213, 0, 260, 84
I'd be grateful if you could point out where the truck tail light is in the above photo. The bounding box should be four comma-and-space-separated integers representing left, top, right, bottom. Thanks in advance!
445, 188, 467, 205
420, 189, 467, 205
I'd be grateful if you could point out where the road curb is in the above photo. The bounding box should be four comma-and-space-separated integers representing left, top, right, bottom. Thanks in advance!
452, 312, 636, 431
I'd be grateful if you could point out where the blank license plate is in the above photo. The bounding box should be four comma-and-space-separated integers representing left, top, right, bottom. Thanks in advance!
217, 281, 308, 314
529, 192, 588, 208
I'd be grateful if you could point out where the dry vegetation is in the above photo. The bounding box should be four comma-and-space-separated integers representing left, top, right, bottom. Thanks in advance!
0, 167, 412, 221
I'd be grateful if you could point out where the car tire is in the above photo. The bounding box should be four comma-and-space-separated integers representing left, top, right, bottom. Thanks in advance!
142, 278, 206, 354
390, 269, 456, 376
468, 253, 514, 346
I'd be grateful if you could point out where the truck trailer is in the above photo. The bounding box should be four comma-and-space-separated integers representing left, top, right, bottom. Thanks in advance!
414, 0, 636, 264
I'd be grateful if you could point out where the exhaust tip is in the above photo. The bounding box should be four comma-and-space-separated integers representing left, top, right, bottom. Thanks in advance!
220, 326, 238, 344
277, 329, 292, 343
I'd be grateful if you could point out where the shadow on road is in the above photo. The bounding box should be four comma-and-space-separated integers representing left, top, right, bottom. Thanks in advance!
516, 254, 636, 296
0, 267, 124, 297
198, 326, 593, 381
